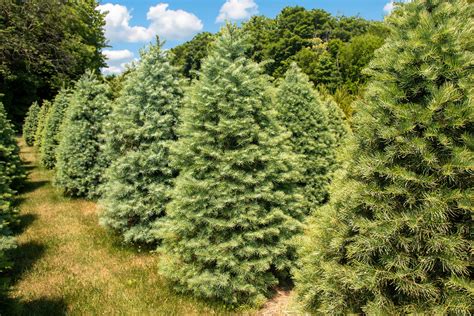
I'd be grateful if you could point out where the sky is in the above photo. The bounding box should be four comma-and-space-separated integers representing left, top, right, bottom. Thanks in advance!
97, 0, 398, 75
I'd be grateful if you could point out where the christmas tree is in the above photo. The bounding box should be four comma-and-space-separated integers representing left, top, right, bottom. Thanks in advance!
295, 0, 473, 314
34, 100, 51, 149
22, 102, 40, 146
159, 25, 304, 306
323, 96, 350, 150
275, 63, 336, 209
55, 71, 110, 198
40, 89, 71, 169
99, 39, 183, 244
0, 102, 23, 294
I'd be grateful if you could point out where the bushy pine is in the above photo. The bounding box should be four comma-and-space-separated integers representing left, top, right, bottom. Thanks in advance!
275, 63, 337, 209
159, 25, 304, 306
22, 102, 41, 146
40, 89, 70, 169
0, 102, 22, 294
99, 40, 183, 244
55, 71, 110, 198
34, 100, 51, 149
295, 0, 473, 314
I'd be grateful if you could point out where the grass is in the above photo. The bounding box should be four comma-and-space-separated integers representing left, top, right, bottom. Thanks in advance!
2, 139, 238, 315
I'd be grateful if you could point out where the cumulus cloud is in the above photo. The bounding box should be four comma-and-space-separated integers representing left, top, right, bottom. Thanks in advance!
147, 4, 203, 39
103, 49, 134, 61
384, 1, 411, 14
383, 1, 395, 13
101, 49, 136, 75
216, 0, 258, 22
97, 3, 203, 43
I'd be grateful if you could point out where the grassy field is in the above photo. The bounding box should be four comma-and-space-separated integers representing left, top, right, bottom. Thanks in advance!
2, 140, 243, 315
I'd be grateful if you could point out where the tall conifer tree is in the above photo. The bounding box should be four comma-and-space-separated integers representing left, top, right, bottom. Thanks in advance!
159, 25, 304, 306
23, 102, 40, 146
55, 71, 110, 198
34, 100, 51, 149
99, 40, 183, 244
0, 102, 23, 294
295, 0, 473, 314
275, 63, 336, 209
40, 89, 70, 169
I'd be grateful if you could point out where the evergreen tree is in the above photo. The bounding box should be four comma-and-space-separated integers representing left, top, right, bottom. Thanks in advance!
40, 89, 70, 169
275, 63, 336, 209
322, 96, 350, 149
34, 100, 51, 149
55, 71, 110, 198
22, 102, 40, 146
295, 0, 473, 314
159, 25, 304, 306
0, 102, 22, 294
99, 40, 183, 244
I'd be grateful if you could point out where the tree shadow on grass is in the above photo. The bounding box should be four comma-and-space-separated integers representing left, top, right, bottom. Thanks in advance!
0, 296, 67, 316
18, 180, 49, 194
0, 242, 60, 316
8, 241, 47, 286
11, 213, 37, 235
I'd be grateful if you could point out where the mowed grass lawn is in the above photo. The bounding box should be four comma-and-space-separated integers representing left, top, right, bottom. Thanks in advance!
2, 139, 239, 315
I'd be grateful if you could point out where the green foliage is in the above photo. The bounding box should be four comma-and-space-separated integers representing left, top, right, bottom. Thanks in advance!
40, 89, 70, 169
275, 63, 336, 209
0, 102, 22, 295
170, 32, 215, 79
0, 0, 106, 126
34, 100, 51, 150
322, 96, 350, 146
99, 40, 183, 244
22, 102, 40, 146
241, 16, 275, 63
55, 71, 110, 199
292, 47, 342, 92
171, 6, 382, 93
295, 0, 473, 314
339, 33, 385, 92
159, 25, 304, 306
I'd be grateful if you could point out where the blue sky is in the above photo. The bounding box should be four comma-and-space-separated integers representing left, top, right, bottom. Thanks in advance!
97, 0, 396, 74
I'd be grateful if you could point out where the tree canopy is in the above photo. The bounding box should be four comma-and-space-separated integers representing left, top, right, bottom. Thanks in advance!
0, 0, 106, 126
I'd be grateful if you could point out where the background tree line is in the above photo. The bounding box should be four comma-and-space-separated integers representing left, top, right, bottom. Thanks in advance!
0, 0, 106, 127
170, 6, 389, 120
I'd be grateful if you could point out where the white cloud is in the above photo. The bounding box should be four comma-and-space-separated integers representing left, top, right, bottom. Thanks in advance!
216, 0, 258, 22
383, 1, 395, 13
97, 3, 203, 43
101, 50, 137, 75
147, 4, 203, 39
97, 3, 149, 42
102, 65, 123, 75
103, 49, 134, 61
102, 57, 138, 75
384, 1, 411, 14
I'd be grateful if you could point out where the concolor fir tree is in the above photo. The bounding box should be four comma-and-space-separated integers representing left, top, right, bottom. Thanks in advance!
99, 40, 183, 244
23, 102, 40, 146
0, 102, 23, 294
275, 63, 336, 209
34, 100, 51, 149
55, 71, 110, 198
295, 0, 473, 314
40, 89, 70, 169
159, 25, 304, 306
